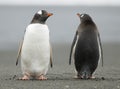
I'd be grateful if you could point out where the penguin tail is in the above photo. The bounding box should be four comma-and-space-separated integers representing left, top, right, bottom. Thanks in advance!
81, 72, 88, 79
78, 70, 91, 79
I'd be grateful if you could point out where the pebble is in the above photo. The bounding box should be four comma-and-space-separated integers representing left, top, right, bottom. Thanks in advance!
65, 85, 69, 88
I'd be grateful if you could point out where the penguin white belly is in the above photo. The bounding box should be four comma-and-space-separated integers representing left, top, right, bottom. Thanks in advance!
21, 24, 50, 76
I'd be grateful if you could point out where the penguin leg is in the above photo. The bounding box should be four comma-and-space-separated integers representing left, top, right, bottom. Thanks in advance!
75, 73, 95, 79
73, 74, 82, 79
20, 75, 29, 80
75, 73, 82, 79
19, 73, 30, 80
37, 74, 47, 80
90, 76, 95, 79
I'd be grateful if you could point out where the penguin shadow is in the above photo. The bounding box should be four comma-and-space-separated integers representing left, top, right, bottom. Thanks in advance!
7, 74, 120, 82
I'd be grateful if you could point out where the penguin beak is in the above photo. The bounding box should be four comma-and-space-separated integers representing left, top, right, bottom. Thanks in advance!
77, 13, 80, 17
47, 13, 53, 16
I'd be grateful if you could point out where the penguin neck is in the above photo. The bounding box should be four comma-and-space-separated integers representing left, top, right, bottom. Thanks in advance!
81, 20, 95, 26
31, 20, 46, 24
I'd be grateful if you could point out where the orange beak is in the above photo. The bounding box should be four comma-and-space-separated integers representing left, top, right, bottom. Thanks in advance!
47, 13, 53, 16
77, 13, 80, 16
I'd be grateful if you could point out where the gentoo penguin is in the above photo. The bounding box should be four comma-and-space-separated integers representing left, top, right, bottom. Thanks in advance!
16, 10, 53, 80
69, 13, 103, 79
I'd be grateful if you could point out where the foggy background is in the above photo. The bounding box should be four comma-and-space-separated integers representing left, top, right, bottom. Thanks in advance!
0, 0, 120, 50
0, 0, 120, 6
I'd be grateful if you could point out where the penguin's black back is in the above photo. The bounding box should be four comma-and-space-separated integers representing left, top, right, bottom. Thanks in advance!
75, 24, 99, 74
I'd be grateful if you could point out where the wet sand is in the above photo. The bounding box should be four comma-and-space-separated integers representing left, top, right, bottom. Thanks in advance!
0, 43, 120, 89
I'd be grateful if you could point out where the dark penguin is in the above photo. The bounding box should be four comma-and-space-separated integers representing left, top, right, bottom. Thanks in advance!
69, 13, 103, 79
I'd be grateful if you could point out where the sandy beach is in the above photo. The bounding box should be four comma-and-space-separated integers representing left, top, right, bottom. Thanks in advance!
0, 43, 120, 89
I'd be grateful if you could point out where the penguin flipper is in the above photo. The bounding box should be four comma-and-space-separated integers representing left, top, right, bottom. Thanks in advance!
16, 40, 23, 66
50, 44, 53, 68
98, 33, 103, 67
69, 31, 78, 65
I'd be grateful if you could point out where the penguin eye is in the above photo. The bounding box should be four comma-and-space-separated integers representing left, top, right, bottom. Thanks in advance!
80, 14, 84, 18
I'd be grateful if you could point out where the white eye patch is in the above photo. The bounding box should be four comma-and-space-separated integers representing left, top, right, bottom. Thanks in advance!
80, 14, 84, 18
37, 10, 42, 15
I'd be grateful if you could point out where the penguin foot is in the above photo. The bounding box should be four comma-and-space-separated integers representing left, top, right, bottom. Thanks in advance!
74, 75, 95, 79
37, 75, 47, 80
19, 75, 30, 80
74, 75, 79, 79
90, 76, 95, 79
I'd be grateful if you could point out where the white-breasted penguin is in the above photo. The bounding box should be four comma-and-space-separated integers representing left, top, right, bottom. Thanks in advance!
16, 10, 53, 80
69, 13, 103, 79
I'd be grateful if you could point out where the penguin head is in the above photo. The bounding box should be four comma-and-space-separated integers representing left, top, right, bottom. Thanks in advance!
77, 13, 92, 22
31, 10, 53, 24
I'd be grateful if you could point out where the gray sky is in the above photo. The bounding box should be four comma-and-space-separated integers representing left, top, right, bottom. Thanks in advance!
0, 0, 120, 6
